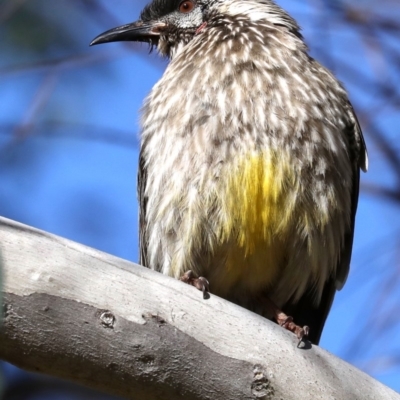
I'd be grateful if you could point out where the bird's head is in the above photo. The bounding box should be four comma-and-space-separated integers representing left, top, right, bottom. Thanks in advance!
90, 0, 301, 59
90, 0, 211, 58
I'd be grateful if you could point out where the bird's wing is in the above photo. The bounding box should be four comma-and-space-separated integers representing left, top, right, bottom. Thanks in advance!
335, 102, 368, 289
138, 148, 149, 267
287, 103, 368, 345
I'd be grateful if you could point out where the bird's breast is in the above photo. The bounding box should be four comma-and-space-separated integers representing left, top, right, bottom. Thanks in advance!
143, 130, 302, 288
141, 36, 352, 302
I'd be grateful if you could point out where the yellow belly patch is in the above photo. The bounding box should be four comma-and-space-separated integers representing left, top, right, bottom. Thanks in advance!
219, 151, 296, 249
214, 150, 297, 288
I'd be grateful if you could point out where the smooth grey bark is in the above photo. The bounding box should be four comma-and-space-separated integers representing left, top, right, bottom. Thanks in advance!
0, 217, 399, 400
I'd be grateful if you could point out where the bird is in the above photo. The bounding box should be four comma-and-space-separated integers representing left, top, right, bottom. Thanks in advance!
91, 0, 368, 345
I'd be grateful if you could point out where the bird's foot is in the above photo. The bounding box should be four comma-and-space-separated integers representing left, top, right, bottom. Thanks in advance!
180, 270, 210, 299
262, 297, 309, 345
276, 312, 309, 347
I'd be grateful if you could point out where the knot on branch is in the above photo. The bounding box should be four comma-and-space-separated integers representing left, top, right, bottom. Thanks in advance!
251, 364, 274, 399
99, 310, 115, 329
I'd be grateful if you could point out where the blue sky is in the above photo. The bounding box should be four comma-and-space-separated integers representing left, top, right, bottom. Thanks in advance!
1, 0, 399, 395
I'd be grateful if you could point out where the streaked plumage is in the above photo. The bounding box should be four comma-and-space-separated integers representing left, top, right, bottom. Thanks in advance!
91, 0, 367, 344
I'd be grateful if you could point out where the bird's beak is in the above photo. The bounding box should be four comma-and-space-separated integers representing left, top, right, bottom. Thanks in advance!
90, 21, 167, 46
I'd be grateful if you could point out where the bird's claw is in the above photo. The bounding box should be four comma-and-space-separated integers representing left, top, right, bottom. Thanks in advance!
180, 270, 210, 299
276, 312, 309, 346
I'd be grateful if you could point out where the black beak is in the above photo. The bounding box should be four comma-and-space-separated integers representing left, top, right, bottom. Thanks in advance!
90, 21, 166, 46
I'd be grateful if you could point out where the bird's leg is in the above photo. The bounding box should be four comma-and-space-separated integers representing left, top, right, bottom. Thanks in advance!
264, 297, 309, 345
180, 270, 210, 299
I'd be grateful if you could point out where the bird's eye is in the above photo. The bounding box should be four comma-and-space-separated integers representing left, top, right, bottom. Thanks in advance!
179, 0, 195, 13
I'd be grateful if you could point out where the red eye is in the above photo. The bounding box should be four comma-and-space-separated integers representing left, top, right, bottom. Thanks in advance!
179, 0, 195, 13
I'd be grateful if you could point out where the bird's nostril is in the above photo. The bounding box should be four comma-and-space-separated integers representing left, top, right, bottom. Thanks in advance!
151, 23, 168, 34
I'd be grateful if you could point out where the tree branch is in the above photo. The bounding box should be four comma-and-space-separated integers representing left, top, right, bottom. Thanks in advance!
0, 217, 398, 400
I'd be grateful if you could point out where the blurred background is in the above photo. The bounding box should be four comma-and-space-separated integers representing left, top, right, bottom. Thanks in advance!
0, 0, 399, 398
